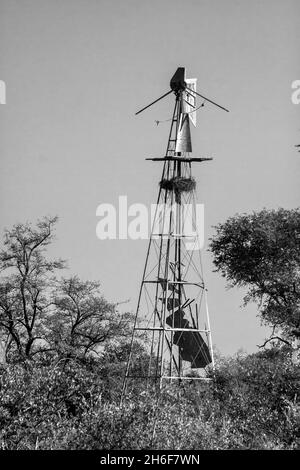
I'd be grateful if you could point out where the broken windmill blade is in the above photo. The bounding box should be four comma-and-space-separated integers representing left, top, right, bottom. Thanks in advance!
121, 67, 227, 400
184, 78, 197, 126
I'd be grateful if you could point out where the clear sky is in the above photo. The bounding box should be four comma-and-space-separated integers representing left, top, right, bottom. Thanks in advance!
0, 0, 299, 355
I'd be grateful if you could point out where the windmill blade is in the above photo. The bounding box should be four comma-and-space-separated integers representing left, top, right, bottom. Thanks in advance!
185, 78, 197, 126
135, 90, 173, 115
186, 86, 229, 112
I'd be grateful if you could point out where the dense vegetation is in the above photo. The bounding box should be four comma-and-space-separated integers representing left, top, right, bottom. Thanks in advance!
0, 210, 299, 450
0, 348, 298, 450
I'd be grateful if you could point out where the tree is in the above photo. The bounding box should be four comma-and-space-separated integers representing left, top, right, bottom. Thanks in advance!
49, 276, 133, 360
0, 216, 65, 361
0, 217, 134, 363
209, 208, 300, 340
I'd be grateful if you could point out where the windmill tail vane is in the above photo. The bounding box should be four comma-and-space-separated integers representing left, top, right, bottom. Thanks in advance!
121, 67, 228, 399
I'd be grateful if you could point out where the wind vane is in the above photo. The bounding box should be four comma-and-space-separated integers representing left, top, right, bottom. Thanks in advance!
137, 67, 228, 154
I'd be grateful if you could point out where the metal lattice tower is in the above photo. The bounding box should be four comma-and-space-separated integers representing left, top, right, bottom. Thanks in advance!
122, 68, 228, 397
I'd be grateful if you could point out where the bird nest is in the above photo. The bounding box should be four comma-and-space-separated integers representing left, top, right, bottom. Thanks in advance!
160, 177, 196, 202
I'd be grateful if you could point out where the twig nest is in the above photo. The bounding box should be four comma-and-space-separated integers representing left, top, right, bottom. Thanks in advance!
159, 177, 196, 203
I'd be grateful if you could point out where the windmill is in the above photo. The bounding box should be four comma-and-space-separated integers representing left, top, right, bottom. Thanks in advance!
122, 67, 228, 398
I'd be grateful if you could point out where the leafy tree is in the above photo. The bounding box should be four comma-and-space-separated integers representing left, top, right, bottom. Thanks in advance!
209, 208, 300, 341
0, 217, 133, 364
0, 216, 65, 361
49, 276, 133, 360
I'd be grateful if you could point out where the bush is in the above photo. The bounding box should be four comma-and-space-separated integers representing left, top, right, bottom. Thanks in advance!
0, 348, 299, 450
